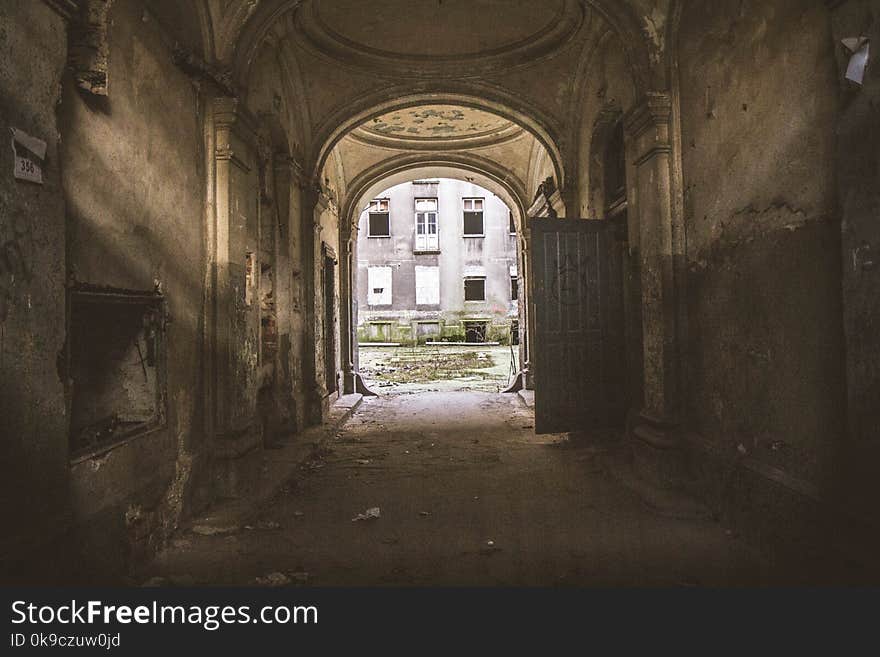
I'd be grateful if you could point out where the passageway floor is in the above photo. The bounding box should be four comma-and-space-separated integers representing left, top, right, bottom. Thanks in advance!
143, 392, 791, 587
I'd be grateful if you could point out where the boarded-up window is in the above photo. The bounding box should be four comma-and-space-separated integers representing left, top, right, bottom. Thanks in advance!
368, 199, 390, 237
415, 266, 440, 305
415, 198, 438, 251
416, 322, 440, 339
464, 277, 486, 301
367, 266, 392, 305
463, 198, 484, 236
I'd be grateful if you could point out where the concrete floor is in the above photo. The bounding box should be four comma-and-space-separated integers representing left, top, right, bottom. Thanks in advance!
144, 392, 783, 587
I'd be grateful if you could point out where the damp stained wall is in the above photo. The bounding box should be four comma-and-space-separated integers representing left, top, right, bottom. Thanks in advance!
0, 0, 70, 566
678, 0, 846, 492
56, 0, 208, 573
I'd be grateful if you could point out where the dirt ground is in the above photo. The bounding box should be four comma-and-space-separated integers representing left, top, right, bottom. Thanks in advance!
358, 345, 516, 393
143, 391, 791, 587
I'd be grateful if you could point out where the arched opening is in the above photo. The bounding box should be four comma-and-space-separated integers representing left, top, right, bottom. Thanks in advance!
353, 177, 524, 395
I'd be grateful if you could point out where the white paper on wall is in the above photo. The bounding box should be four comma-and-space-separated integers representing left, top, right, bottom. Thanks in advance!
842, 37, 870, 85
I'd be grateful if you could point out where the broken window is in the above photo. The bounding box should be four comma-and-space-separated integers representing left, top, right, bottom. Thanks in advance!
415, 198, 439, 251
464, 277, 486, 302
463, 198, 484, 236
368, 199, 391, 237
67, 287, 165, 458
464, 321, 488, 344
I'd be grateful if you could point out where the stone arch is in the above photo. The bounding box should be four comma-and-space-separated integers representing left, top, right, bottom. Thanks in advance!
312, 87, 566, 197
340, 153, 529, 238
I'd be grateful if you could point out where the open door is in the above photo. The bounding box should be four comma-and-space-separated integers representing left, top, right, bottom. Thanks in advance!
530, 218, 626, 434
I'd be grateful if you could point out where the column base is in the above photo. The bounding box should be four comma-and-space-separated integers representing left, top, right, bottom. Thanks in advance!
629, 411, 688, 489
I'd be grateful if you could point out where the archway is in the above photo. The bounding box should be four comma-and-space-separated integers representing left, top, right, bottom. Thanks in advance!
337, 161, 535, 399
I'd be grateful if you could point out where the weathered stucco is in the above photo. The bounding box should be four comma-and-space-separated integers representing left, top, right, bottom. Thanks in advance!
2, 0, 879, 581
678, 0, 846, 513
58, 0, 209, 576
0, 0, 70, 568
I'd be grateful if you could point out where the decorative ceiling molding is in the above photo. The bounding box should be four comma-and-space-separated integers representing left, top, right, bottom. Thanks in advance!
348, 105, 525, 151
285, 0, 585, 79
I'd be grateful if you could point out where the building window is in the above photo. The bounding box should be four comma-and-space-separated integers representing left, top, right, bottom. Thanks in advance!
511, 276, 519, 301
415, 265, 440, 305
464, 277, 486, 301
367, 199, 390, 237
415, 198, 439, 251
464, 321, 488, 344
367, 266, 392, 306
510, 320, 520, 345
463, 198, 484, 236
416, 322, 441, 340
368, 322, 393, 342
509, 211, 517, 235
67, 287, 165, 459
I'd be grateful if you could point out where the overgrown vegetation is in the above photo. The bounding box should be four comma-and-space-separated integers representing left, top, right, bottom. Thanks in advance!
364, 348, 497, 384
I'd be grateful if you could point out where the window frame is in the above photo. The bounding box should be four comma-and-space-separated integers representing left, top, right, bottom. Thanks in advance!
414, 197, 440, 253
463, 276, 487, 302
462, 197, 485, 237
367, 198, 391, 238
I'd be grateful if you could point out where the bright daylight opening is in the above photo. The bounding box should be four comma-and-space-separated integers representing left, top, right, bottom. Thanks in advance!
356, 178, 521, 393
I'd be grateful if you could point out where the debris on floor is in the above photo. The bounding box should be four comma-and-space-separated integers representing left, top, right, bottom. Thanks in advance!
352, 506, 381, 522
254, 572, 291, 587
191, 523, 239, 536
244, 520, 281, 531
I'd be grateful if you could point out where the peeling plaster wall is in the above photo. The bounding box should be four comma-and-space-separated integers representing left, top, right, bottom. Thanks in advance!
245, 42, 308, 432
57, 0, 208, 577
678, 1, 846, 510
0, 0, 70, 576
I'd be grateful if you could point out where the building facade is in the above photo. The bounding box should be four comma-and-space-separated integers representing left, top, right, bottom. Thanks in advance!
356, 179, 519, 345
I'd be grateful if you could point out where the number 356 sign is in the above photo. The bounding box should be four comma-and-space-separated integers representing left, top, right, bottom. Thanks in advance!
11, 127, 46, 185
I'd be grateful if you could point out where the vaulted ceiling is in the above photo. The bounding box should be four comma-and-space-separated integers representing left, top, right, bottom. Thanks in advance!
195, 0, 674, 217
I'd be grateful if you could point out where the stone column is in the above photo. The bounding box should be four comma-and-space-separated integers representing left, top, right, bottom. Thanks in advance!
339, 221, 356, 394
210, 96, 263, 495
623, 92, 685, 483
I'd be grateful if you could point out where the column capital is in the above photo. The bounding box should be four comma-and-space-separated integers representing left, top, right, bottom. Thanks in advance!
623, 92, 672, 139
